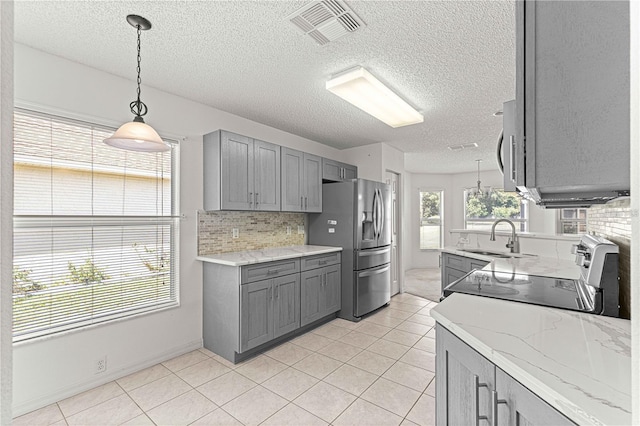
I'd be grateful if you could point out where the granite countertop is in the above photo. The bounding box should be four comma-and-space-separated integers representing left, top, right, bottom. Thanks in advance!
196, 245, 342, 266
441, 247, 581, 280
432, 293, 631, 426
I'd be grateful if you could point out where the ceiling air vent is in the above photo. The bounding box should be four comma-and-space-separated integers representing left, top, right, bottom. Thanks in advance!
286, 0, 365, 46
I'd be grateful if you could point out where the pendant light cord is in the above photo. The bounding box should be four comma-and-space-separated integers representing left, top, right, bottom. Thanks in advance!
130, 24, 148, 120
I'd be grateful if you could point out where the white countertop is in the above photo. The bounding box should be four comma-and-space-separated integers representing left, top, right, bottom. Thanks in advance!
441, 247, 581, 280
431, 294, 631, 426
196, 245, 342, 266
449, 229, 582, 241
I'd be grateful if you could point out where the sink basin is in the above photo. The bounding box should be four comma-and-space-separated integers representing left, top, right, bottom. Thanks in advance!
458, 248, 538, 259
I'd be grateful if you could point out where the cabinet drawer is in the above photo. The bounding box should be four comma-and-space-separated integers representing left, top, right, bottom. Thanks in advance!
301, 252, 341, 271
241, 259, 300, 284
443, 253, 466, 271
470, 260, 489, 271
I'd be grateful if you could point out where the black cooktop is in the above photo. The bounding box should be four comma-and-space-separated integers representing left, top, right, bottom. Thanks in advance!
442, 269, 594, 313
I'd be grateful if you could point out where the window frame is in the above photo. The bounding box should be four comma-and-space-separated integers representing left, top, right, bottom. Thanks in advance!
419, 189, 444, 251
12, 108, 181, 342
463, 188, 529, 232
556, 208, 588, 235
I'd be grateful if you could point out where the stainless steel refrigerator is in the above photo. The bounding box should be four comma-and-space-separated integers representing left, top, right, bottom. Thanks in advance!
308, 179, 391, 321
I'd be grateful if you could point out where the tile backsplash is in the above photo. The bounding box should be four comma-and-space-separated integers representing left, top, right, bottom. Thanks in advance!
587, 198, 631, 319
198, 211, 306, 255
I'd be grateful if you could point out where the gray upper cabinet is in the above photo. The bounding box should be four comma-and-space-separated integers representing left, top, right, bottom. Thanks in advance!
204, 130, 280, 211
281, 148, 322, 213
436, 324, 577, 426
322, 158, 358, 182
512, 0, 629, 206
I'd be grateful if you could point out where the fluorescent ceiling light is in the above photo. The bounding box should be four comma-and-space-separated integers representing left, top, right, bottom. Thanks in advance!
326, 67, 423, 128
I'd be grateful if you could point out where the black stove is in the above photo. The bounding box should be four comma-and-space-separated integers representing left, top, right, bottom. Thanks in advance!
442, 234, 620, 317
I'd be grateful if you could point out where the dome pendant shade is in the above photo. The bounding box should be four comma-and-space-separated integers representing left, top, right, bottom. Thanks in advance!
104, 120, 170, 152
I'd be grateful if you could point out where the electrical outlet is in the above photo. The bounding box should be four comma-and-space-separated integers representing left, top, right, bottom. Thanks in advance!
286, 226, 292, 235
232, 228, 239, 239
459, 237, 469, 245
298, 225, 304, 235
95, 356, 107, 374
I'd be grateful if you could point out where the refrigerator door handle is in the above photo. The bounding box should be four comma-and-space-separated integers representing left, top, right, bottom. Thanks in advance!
372, 189, 379, 239
358, 265, 390, 277
377, 188, 384, 240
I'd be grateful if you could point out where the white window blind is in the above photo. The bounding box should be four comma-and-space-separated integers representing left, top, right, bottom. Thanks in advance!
13, 109, 179, 342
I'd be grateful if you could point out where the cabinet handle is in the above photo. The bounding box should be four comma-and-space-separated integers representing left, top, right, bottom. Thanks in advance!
266, 269, 279, 275
491, 390, 507, 426
340, 167, 344, 179
249, 192, 253, 207
271, 285, 274, 300
439, 255, 441, 268
300, 196, 303, 209
318, 260, 327, 265
255, 192, 259, 206
305, 197, 308, 210
474, 375, 489, 426
510, 135, 516, 183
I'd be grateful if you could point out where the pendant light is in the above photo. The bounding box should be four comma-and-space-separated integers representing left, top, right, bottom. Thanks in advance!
471, 159, 487, 199
104, 15, 169, 152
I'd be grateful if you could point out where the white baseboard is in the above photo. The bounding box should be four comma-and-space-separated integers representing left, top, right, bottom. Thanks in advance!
12, 339, 203, 418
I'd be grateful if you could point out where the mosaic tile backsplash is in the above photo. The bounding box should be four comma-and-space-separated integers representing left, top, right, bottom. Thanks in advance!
198, 211, 306, 255
587, 198, 631, 319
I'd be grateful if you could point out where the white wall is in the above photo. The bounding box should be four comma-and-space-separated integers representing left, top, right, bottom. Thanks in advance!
12, 44, 346, 415
341, 143, 383, 182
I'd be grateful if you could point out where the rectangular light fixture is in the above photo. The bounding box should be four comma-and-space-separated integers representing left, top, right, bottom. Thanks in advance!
326, 67, 424, 128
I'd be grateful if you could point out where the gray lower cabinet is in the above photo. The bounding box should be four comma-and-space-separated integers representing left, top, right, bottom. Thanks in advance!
436, 324, 577, 426
301, 264, 341, 327
441, 252, 489, 292
281, 147, 322, 212
322, 158, 358, 182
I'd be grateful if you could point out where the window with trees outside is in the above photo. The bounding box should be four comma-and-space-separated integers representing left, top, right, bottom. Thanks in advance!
464, 189, 527, 231
557, 208, 587, 234
419, 190, 443, 250
12, 109, 179, 342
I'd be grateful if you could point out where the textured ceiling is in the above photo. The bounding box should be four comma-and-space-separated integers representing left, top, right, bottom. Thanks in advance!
14, 0, 515, 174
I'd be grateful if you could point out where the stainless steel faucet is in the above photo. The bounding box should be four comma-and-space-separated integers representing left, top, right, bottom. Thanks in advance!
490, 219, 520, 253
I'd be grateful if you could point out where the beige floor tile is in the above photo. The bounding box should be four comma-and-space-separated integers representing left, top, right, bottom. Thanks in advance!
330, 318, 361, 330
222, 386, 287, 426
265, 342, 313, 365
235, 354, 288, 383
361, 378, 421, 417
146, 389, 217, 426
58, 381, 124, 417
175, 358, 231, 387
197, 371, 257, 406
406, 394, 436, 426
198, 347, 217, 358
262, 367, 319, 400
426, 328, 436, 338
333, 398, 403, 426
292, 352, 342, 379
191, 408, 243, 426
66, 394, 142, 425
317, 340, 363, 362
323, 364, 378, 396
407, 313, 436, 327
400, 348, 436, 372
382, 329, 422, 346
363, 314, 404, 328
312, 323, 351, 340
396, 297, 429, 307
385, 308, 414, 320
12, 403, 64, 425
117, 364, 172, 392
388, 301, 422, 313
367, 339, 411, 360
261, 403, 328, 425
291, 332, 333, 351
418, 305, 435, 316
338, 330, 378, 349
293, 382, 357, 423
50, 420, 67, 426
211, 354, 241, 370
413, 336, 436, 353
356, 322, 392, 338
395, 321, 432, 336
382, 361, 435, 392
120, 414, 155, 426
128, 374, 191, 412
424, 377, 436, 397
346, 350, 395, 376
401, 419, 421, 426
162, 350, 210, 372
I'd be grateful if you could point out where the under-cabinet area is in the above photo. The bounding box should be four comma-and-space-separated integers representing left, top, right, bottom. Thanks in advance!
199, 246, 342, 363
440, 252, 489, 291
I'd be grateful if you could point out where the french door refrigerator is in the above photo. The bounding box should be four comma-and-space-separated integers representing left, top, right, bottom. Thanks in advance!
308, 179, 391, 321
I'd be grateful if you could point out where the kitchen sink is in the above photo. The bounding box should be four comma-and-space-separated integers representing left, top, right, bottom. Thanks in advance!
458, 248, 537, 259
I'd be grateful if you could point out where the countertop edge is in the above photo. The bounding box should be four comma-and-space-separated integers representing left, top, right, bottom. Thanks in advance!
196, 245, 343, 266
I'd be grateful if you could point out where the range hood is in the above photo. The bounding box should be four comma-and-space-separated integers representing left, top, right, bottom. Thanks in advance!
517, 187, 630, 209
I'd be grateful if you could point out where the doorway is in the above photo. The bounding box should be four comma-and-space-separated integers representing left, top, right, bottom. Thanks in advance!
385, 171, 401, 296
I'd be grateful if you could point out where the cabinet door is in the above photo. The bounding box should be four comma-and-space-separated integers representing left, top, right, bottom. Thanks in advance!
495, 368, 577, 426
273, 274, 300, 339
220, 132, 254, 210
442, 267, 466, 292
300, 269, 323, 327
322, 158, 343, 182
254, 139, 280, 211
303, 153, 322, 212
343, 164, 357, 180
321, 264, 341, 316
436, 324, 496, 426
240, 280, 273, 352
281, 148, 304, 212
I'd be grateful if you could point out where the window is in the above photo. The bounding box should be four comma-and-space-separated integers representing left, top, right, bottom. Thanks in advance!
557, 208, 587, 234
419, 190, 443, 250
464, 189, 528, 231
13, 109, 179, 342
